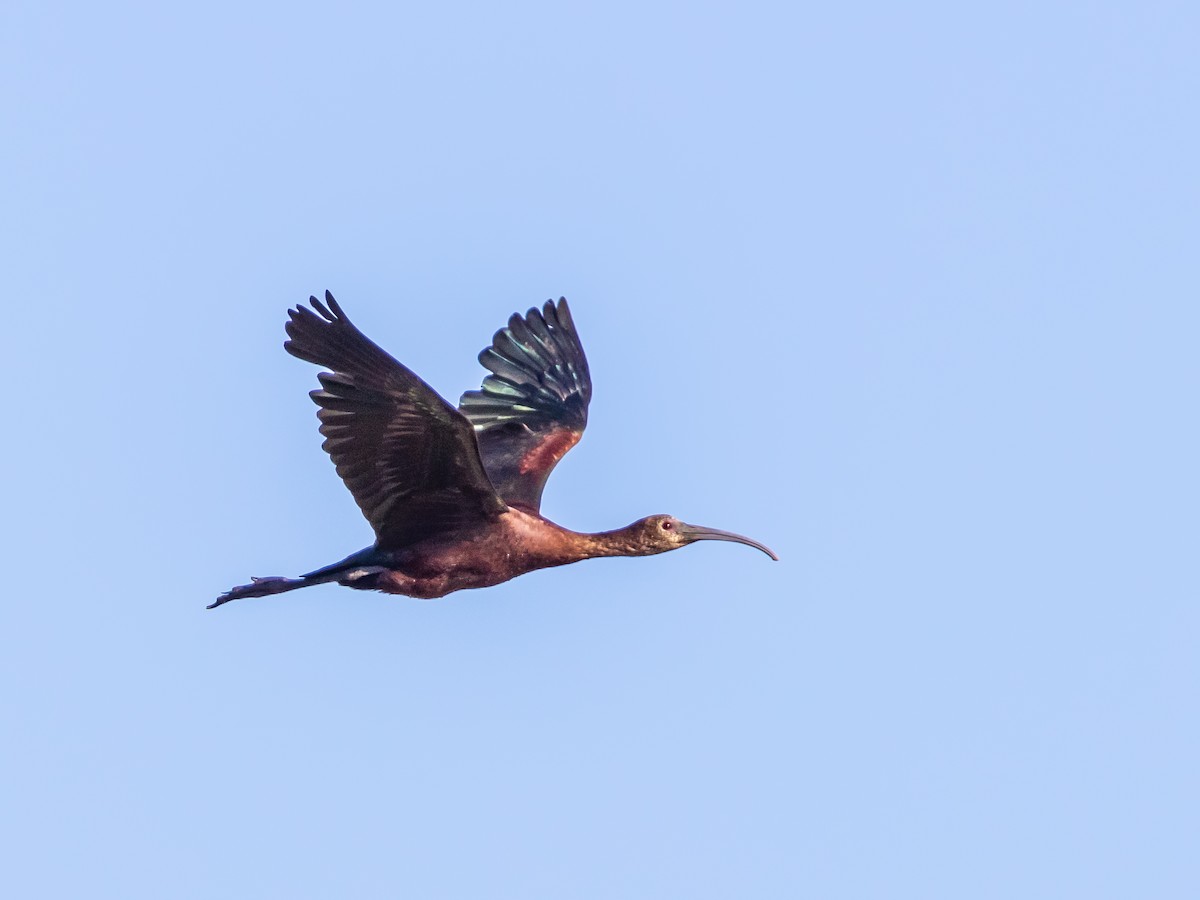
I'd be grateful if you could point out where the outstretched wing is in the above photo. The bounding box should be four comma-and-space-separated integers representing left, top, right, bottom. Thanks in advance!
285, 292, 507, 549
458, 298, 592, 513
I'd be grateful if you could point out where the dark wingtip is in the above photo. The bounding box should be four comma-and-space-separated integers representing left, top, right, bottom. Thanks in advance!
283, 292, 355, 362
324, 290, 346, 320
310, 294, 332, 321
552, 297, 577, 333
284, 293, 341, 325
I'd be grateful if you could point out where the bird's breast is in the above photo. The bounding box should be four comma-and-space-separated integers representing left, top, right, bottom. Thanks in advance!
382, 509, 583, 597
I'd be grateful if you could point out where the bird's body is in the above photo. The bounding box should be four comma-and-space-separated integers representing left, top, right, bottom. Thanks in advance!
312, 509, 666, 600
369, 509, 587, 599
213, 294, 774, 609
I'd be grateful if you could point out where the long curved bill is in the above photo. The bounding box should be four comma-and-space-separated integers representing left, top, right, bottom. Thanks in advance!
678, 523, 779, 561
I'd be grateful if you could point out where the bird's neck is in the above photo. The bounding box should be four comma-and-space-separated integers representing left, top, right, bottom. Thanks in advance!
504, 509, 649, 564
574, 525, 648, 559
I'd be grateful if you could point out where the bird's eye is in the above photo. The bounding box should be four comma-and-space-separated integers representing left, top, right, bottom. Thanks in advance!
661, 520, 674, 531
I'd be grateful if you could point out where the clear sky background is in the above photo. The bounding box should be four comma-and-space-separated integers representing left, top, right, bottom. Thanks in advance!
2, 2, 1197, 897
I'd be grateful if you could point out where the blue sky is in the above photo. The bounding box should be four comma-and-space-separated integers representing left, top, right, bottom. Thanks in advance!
2, 2, 1197, 897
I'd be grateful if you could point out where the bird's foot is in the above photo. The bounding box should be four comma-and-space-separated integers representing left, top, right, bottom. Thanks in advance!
208, 576, 303, 609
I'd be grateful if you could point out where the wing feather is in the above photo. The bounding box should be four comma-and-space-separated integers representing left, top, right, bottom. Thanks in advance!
458, 298, 592, 513
285, 292, 506, 548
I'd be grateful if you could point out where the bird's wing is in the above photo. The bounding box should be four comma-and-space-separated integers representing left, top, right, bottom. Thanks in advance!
285, 293, 507, 549
457, 298, 592, 514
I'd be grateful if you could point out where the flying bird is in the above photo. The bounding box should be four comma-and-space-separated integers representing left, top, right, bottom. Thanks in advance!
212, 294, 776, 608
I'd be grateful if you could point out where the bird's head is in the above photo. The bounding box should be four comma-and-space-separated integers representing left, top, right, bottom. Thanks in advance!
627, 514, 778, 560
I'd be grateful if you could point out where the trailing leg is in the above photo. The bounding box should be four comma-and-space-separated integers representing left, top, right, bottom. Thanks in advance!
210, 546, 389, 609
208, 564, 391, 609
208, 575, 316, 609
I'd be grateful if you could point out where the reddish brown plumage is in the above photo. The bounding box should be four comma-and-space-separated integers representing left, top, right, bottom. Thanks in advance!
210, 293, 775, 610
370, 509, 603, 598
518, 428, 581, 476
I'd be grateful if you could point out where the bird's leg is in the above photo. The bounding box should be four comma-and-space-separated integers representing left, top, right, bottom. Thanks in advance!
208, 576, 310, 609
210, 563, 393, 609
